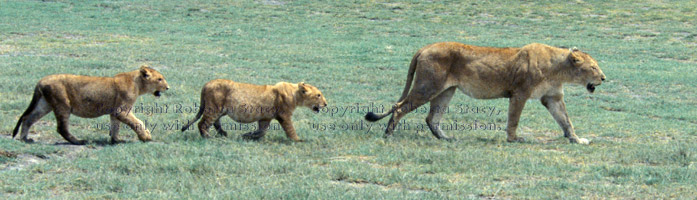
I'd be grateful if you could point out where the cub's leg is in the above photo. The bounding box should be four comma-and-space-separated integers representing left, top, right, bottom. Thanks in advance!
54, 110, 86, 145
115, 111, 152, 142
425, 87, 456, 140
43, 87, 86, 145
109, 115, 124, 144
242, 119, 271, 140
213, 118, 228, 137
198, 111, 223, 138
276, 116, 302, 142
506, 93, 530, 142
17, 97, 53, 143
541, 95, 589, 144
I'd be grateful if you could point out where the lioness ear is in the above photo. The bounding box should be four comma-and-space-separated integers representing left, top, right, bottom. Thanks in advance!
140, 67, 151, 78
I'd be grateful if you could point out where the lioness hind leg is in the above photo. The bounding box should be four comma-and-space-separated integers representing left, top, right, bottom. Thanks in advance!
385, 96, 430, 137
426, 87, 456, 140
385, 64, 450, 138
213, 118, 228, 137
385, 85, 444, 138
18, 98, 53, 143
242, 120, 271, 140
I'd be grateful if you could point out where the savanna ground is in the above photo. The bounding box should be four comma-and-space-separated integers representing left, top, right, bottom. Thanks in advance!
1, 0, 696, 199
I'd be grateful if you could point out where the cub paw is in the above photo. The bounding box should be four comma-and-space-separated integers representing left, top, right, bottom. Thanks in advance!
110, 139, 126, 145
571, 137, 590, 145
217, 130, 229, 137
506, 137, 525, 143
70, 140, 87, 145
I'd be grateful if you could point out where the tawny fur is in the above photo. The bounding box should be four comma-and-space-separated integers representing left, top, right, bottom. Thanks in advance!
365, 42, 606, 144
12, 65, 170, 145
181, 80, 327, 141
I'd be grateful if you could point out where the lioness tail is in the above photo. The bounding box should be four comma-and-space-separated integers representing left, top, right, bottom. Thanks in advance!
364, 51, 420, 122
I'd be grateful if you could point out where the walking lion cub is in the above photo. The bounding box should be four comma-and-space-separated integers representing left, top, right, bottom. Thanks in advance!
181, 80, 327, 141
13, 65, 170, 145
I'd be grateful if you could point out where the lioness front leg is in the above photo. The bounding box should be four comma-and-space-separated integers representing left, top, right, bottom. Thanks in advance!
115, 112, 152, 142
506, 94, 529, 142
109, 115, 125, 144
541, 95, 589, 144
277, 116, 302, 142
242, 120, 271, 140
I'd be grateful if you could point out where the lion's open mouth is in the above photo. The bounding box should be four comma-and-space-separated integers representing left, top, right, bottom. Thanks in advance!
312, 106, 320, 113
586, 83, 596, 93
154, 91, 162, 97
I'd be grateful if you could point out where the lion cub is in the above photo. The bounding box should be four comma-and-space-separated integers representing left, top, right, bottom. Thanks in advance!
181, 80, 327, 141
13, 65, 170, 145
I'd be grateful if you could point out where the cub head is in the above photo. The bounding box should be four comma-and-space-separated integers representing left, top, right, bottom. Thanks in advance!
568, 49, 606, 93
139, 65, 170, 97
297, 82, 328, 113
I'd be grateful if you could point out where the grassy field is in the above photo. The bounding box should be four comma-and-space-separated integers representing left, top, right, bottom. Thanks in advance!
1, 0, 696, 199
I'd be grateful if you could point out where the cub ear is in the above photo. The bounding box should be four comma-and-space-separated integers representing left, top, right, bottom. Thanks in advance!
568, 50, 584, 66
140, 66, 151, 78
298, 82, 309, 94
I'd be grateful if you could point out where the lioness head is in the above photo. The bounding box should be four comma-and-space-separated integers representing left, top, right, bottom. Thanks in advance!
139, 65, 170, 97
297, 82, 328, 113
568, 49, 606, 93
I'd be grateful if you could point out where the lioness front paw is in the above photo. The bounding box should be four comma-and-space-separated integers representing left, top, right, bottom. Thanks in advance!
570, 137, 590, 145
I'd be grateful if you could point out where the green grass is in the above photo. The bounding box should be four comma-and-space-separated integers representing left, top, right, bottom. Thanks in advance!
1, 0, 696, 199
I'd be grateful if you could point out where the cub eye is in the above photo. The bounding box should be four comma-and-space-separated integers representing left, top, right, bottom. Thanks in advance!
316, 94, 321, 97
158, 78, 163, 81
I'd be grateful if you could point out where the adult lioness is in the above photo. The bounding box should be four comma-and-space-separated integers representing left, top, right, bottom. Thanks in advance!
365, 42, 606, 144
12, 65, 170, 145
180, 80, 327, 141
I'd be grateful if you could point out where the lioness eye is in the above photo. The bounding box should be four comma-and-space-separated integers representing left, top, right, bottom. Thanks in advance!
316, 94, 321, 97
158, 78, 163, 81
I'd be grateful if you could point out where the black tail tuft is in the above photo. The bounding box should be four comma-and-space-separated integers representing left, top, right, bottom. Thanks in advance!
365, 112, 382, 122
12, 119, 22, 138
180, 124, 190, 132
181, 119, 196, 132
